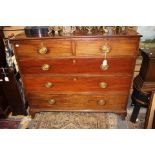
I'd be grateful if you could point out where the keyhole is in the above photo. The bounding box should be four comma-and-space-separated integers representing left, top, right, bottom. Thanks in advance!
73, 59, 76, 64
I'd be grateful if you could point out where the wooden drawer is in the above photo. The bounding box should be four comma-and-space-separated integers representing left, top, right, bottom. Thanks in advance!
13, 39, 73, 58
23, 75, 132, 93
28, 93, 128, 111
76, 38, 139, 56
18, 57, 135, 75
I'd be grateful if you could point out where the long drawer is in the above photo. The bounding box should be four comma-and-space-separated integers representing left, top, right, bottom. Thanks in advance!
18, 57, 135, 75
28, 93, 128, 111
22, 75, 132, 93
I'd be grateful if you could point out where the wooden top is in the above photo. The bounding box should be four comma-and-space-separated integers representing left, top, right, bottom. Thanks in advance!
141, 48, 155, 58
10, 29, 142, 41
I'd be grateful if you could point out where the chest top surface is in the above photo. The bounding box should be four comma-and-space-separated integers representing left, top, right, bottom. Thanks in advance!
10, 29, 141, 41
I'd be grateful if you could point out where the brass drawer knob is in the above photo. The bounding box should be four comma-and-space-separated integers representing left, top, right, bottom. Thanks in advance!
48, 99, 56, 105
100, 64, 109, 70
45, 82, 53, 88
38, 47, 48, 54
97, 99, 106, 106
101, 44, 111, 53
99, 82, 108, 89
41, 64, 50, 71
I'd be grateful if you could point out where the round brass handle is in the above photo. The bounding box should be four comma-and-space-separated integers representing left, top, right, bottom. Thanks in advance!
48, 99, 56, 105
41, 64, 50, 71
38, 47, 47, 54
45, 82, 53, 88
99, 82, 108, 89
100, 64, 109, 70
101, 44, 111, 53
97, 99, 106, 106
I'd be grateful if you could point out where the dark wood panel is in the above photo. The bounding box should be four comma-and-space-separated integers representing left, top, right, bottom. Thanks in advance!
18, 57, 135, 75
139, 49, 155, 81
22, 75, 132, 93
28, 93, 128, 111
0, 68, 27, 115
0, 27, 7, 67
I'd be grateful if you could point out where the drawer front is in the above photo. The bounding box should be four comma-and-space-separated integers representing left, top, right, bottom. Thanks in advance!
13, 39, 73, 58
23, 75, 132, 93
76, 38, 139, 56
18, 57, 135, 75
28, 93, 128, 111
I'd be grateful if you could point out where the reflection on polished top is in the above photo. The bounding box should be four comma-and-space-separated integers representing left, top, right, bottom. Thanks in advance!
141, 48, 155, 57
11, 28, 141, 40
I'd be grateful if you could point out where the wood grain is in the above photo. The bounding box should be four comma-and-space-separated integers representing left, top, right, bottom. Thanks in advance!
13, 39, 73, 58
145, 92, 155, 128
28, 93, 128, 111
22, 75, 132, 93
18, 57, 135, 75
76, 38, 139, 56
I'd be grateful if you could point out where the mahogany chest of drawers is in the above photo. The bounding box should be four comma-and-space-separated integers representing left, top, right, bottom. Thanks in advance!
11, 30, 141, 117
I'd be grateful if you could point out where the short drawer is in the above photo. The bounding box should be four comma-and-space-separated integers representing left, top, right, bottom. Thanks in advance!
18, 57, 135, 75
76, 38, 139, 56
28, 93, 128, 111
13, 39, 73, 58
23, 75, 132, 93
